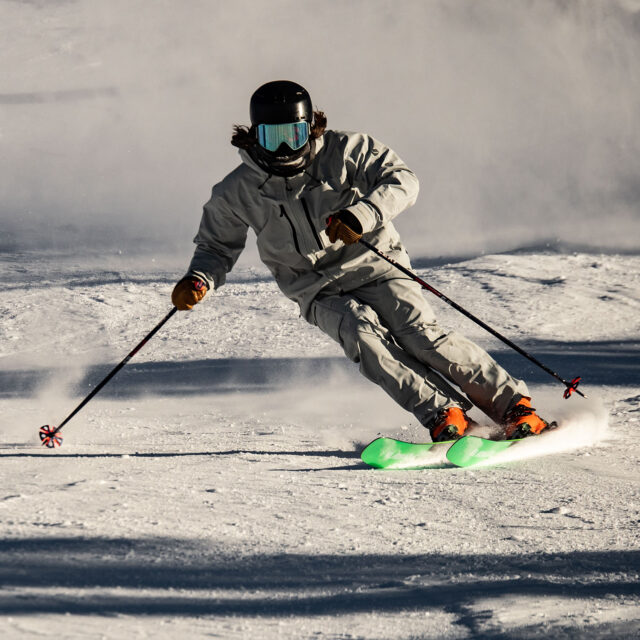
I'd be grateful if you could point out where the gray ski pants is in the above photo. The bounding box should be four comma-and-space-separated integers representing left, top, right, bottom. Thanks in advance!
309, 274, 529, 427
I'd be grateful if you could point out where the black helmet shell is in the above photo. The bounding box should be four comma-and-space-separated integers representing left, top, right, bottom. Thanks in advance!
250, 80, 313, 126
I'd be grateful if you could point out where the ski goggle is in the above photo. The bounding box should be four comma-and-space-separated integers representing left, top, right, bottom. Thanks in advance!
256, 121, 309, 152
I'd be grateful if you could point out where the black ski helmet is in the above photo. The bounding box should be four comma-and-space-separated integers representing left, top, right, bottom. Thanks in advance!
250, 80, 313, 126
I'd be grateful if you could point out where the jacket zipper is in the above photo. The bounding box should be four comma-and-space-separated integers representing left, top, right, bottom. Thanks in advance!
279, 205, 301, 255
301, 197, 324, 251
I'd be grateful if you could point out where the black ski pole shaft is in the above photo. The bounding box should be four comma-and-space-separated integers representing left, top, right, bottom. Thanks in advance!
40, 307, 178, 446
359, 239, 585, 399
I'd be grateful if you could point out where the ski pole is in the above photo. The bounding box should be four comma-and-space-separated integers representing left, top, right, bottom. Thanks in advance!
39, 306, 178, 448
359, 239, 585, 400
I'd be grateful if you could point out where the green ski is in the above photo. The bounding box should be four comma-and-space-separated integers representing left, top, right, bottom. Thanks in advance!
361, 437, 454, 469
362, 423, 560, 470
445, 435, 517, 467
447, 419, 559, 467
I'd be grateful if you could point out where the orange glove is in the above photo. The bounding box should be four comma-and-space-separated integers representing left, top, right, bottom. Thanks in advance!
171, 278, 208, 310
325, 210, 363, 245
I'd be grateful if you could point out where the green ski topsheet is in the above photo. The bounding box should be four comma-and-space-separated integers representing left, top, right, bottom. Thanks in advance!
361, 435, 521, 469
360, 437, 454, 469
361, 430, 563, 469
445, 435, 516, 467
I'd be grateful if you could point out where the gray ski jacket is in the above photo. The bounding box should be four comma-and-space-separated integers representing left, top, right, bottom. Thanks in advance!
186, 129, 419, 320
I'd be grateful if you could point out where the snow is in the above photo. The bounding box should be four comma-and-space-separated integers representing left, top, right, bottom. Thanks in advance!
2, 0, 640, 634
1, 249, 639, 639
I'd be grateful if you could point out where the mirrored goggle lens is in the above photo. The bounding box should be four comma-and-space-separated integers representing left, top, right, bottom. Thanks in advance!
256, 122, 309, 152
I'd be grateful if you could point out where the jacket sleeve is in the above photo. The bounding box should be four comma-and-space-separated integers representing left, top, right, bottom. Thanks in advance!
185, 185, 249, 290
342, 134, 419, 234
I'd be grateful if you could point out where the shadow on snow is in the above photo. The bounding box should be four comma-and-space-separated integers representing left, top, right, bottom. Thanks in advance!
1, 339, 639, 400
0, 449, 362, 460
0, 537, 638, 620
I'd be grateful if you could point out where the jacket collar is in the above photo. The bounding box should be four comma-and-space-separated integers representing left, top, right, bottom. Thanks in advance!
239, 135, 325, 182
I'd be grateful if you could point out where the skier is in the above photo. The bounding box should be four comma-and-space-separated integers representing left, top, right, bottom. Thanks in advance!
172, 80, 551, 442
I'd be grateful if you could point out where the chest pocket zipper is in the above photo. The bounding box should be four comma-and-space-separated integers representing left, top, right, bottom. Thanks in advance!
279, 205, 301, 255
301, 197, 324, 251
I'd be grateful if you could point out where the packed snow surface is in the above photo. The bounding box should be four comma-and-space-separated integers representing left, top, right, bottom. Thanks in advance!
1, 249, 639, 639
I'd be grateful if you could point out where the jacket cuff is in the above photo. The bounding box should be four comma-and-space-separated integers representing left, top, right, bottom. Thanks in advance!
344, 200, 380, 234
186, 270, 215, 290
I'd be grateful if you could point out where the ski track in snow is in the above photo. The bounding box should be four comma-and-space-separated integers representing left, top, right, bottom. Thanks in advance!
1, 250, 639, 639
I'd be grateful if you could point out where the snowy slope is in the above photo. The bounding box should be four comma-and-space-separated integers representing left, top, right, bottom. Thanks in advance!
1, 249, 639, 639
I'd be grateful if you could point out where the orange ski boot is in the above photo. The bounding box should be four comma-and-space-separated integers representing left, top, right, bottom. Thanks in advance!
504, 397, 552, 439
429, 407, 472, 443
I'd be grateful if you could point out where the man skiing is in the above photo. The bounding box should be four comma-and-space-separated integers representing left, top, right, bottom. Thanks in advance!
172, 80, 551, 442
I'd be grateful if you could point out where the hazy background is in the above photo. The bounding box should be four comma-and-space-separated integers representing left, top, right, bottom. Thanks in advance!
2, 0, 639, 263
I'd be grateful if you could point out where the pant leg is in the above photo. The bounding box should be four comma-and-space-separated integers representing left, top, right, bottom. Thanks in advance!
309, 291, 472, 426
353, 275, 529, 422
